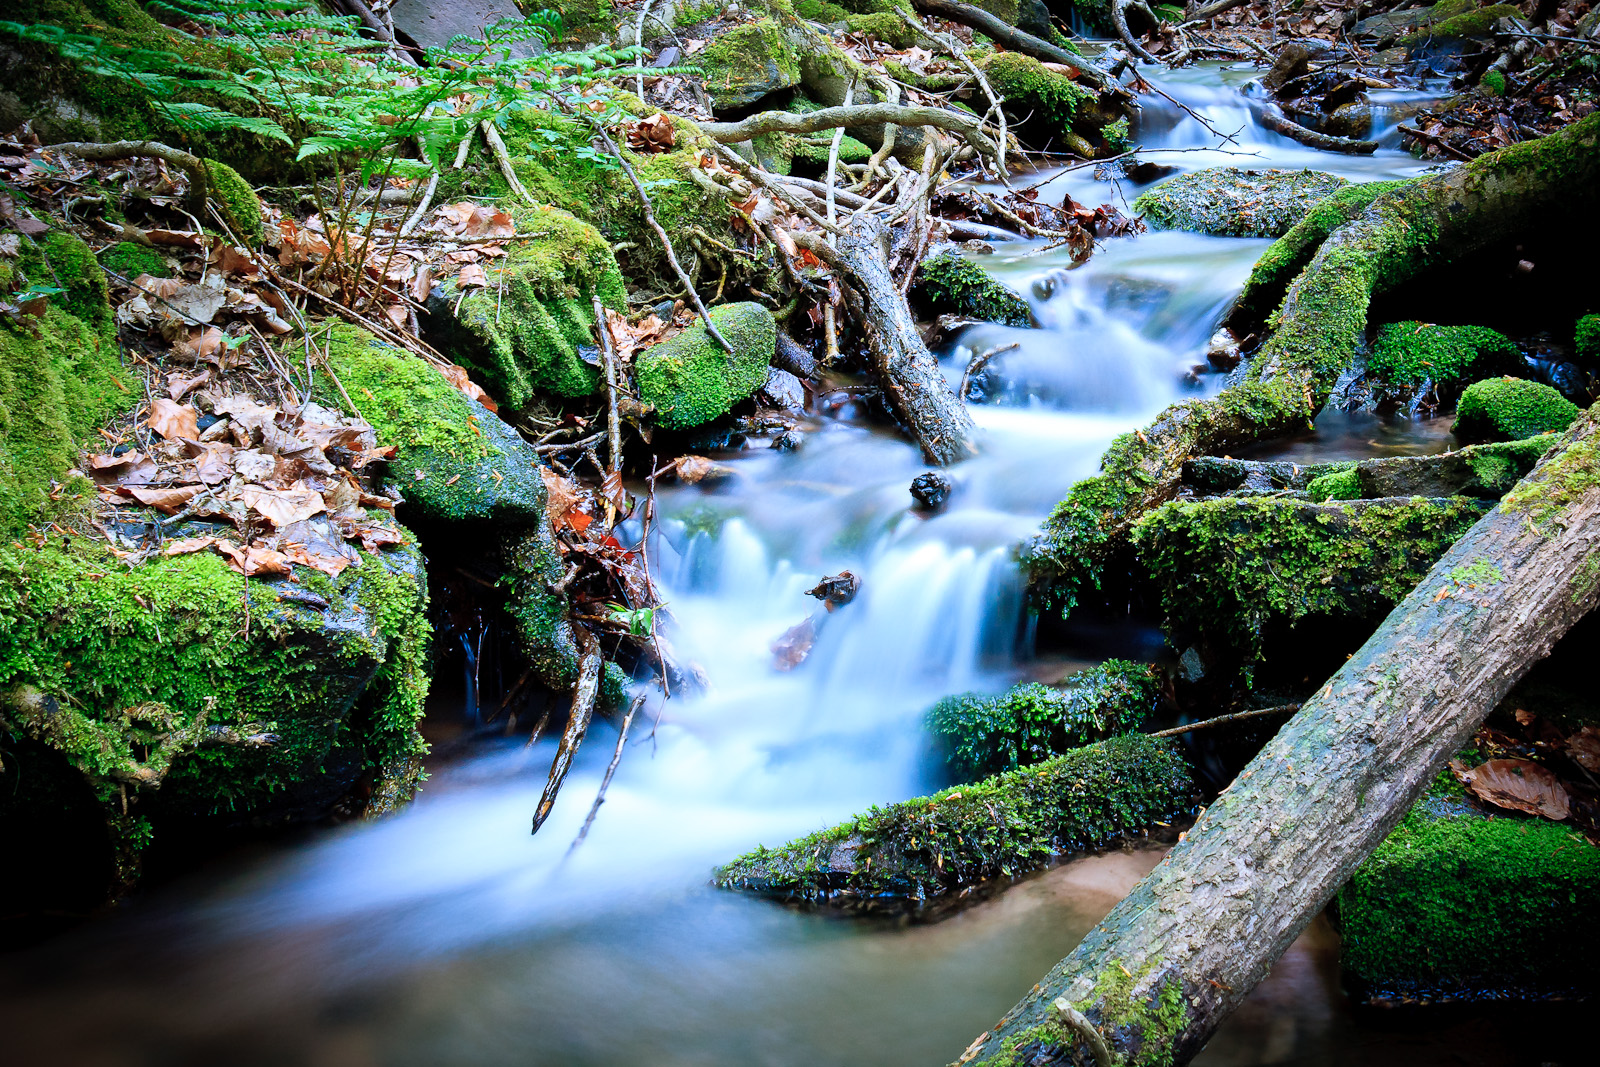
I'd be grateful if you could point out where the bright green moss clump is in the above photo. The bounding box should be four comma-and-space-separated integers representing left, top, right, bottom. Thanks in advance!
698, 18, 801, 108
0, 233, 132, 534
797, 0, 850, 20
981, 52, 1093, 131
1133, 168, 1348, 239
1368, 320, 1517, 396
1575, 313, 1600, 363
1338, 783, 1600, 1001
912, 253, 1032, 328
322, 324, 549, 523
1400, 3, 1520, 44
436, 203, 627, 406
1305, 463, 1359, 501
714, 733, 1194, 909
1133, 495, 1491, 671
99, 240, 168, 279
1452, 376, 1580, 442
201, 158, 264, 244
636, 302, 776, 430
927, 661, 1157, 782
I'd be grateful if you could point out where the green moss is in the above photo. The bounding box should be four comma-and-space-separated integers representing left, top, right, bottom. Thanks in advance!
1462, 433, 1557, 495
554, 0, 614, 28
502, 526, 580, 687
1133, 496, 1491, 672
698, 18, 801, 109
200, 158, 264, 245
1368, 321, 1517, 395
981, 52, 1093, 131
1306, 463, 1359, 501
636, 302, 776, 430
432, 202, 627, 406
1447, 557, 1503, 586
1133, 168, 1349, 239
321, 323, 549, 523
98, 240, 168, 279
0, 532, 430, 852
797, 0, 850, 19
1338, 794, 1600, 999
1400, 3, 1519, 43
1452, 377, 1580, 443
714, 733, 1195, 907
1101, 116, 1131, 151
911, 252, 1031, 328
791, 131, 873, 164
1480, 69, 1506, 96
0, 234, 131, 534
1575, 313, 1600, 363
844, 11, 917, 45
928, 662, 1158, 782
1502, 430, 1600, 534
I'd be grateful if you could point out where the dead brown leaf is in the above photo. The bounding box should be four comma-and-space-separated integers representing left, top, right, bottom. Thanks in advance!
236, 484, 326, 528
1566, 726, 1600, 773
674, 455, 736, 485
626, 112, 677, 153
1457, 758, 1571, 821
442, 364, 498, 412
457, 263, 489, 289
125, 484, 203, 514
146, 397, 200, 441
771, 615, 816, 671
161, 536, 220, 557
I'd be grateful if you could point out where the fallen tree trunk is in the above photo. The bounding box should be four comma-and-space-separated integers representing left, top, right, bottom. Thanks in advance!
1255, 103, 1379, 154
1026, 113, 1600, 615
910, 0, 1124, 95
961, 403, 1600, 1065
795, 219, 978, 465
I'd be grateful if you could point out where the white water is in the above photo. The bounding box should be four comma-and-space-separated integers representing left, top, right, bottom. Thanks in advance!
0, 63, 1478, 1067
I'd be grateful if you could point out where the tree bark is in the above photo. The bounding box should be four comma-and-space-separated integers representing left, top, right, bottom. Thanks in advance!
963, 404, 1600, 1065
797, 219, 978, 465
702, 103, 998, 159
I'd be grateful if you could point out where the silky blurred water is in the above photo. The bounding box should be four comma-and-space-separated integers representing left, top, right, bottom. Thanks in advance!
0, 62, 1509, 1067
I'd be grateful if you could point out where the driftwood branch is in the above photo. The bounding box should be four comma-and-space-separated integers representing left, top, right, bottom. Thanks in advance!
532, 631, 604, 833
46, 140, 210, 214
910, 0, 1123, 95
1256, 103, 1378, 154
1112, 0, 1162, 64
702, 103, 998, 159
1179, 0, 1253, 26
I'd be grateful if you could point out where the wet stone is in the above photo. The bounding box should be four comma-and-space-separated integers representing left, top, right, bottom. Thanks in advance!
910, 471, 953, 511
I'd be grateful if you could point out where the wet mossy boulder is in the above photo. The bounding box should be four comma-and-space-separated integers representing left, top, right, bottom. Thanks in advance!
426, 203, 627, 406
1398, 3, 1521, 46
1305, 463, 1360, 502
1575, 313, 1599, 363
201, 158, 265, 245
714, 733, 1194, 911
637, 302, 776, 430
1367, 321, 1518, 401
502, 525, 582, 689
0, 531, 430, 896
927, 662, 1158, 782
1133, 495, 1492, 672
1452, 377, 1580, 442
1133, 168, 1350, 239
322, 324, 548, 524
1338, 774, 1600, 1003
0, 231, 132, 535
981, 52, 1097, 153
911, 253, 1032, 327
698, 18, 801, 110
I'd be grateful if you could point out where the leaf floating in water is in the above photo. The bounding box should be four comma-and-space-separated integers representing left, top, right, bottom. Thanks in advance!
771, 615, 816, 672
1455, 757, 1571, 821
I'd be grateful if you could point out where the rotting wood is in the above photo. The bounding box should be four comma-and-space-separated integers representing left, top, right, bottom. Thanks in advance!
532, 631, 603, 834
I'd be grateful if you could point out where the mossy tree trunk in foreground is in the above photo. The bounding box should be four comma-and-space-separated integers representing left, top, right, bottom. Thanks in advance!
1027, 114, 1600, 614
964, 403, 1600, 1066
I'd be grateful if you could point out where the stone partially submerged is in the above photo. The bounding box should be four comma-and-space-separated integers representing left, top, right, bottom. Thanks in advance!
637, 302, 777, 430
714, 733, 1194, 912
1133, 168, 1349, 239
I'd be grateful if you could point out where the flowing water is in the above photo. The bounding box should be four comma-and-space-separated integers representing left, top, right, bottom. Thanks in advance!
0, 64, 1533, 1066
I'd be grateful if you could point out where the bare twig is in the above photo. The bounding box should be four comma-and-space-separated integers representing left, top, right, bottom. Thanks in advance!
566, 691, 647, 856
481, 120, 536, 204
532, 631, 603, 833
702, 103, 998, 160
1148, 704, 1300, 738
1052, 999, 1119, 1067
958, 341, 1018, 400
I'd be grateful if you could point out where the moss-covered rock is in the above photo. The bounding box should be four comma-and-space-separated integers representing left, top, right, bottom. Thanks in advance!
1338, 774, 1600, 1002
0, 530, 430, 890
1305, 463, 1360, 502
1180, 455, 1350, 497
321, 324, 549, 523
637, 302, 776, 430
714, 733, 1194, 911
1575, 313, 1599, 363
1133, 495, 1492, 672
927, 662, 1158, 782
501, 525, 581, 689
982, 51, 1095, 146
0, 232, 132, 535
698, 18, 801, 109
1367, 320, 1518, 399
1398, 2, 1520, 45
98, 239, 168, 279
1356, 434, 1557, 498
1133, 168, 1350, 239
844, 11, 918, 46
1452, 377, 1581, 442
911, 252, 1032, 327
426, 203, 627, 406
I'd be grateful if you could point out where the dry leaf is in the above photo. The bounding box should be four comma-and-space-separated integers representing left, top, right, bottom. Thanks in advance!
771, 615, 816, 671
626, 112, 677, 153
1566, 726, 1600, 773
236, 484, 326, 528
457, 262, 489, 289
125, 484, 203, 513
1457, 758, 1571, 821
146, 397, 200, 440
162, 536, 220, 556
441, 365, 498, 412
674, 455, 736, 485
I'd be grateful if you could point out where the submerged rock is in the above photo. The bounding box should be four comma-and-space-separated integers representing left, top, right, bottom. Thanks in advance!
323, 325, 548, 523
714, 733, 1194, 913
636, 302, 776, 430
1339, 774, 1600, 1003
927, 662, 1159, 782
909, 470, 953, 511
1132, 167, 1350, 239
1452, 377, 1581, 442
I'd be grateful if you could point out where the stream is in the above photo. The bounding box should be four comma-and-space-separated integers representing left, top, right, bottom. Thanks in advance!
0, 64, 1545, 1067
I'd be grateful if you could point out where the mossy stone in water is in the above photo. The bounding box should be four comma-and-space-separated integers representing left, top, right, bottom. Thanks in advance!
1132, 168, 1350, 239
322, 324, 549, 524
1452, 377, 1580, 442
1306, 463, 1360, 502
1575, 313, 1600, 363
637, 302, 775, 430
911, 253, 1032, 327
1367, 320, 1518, 396
980, 52, 1093, 132
1338, 774, 1600, 1002
927, 662, 1158, 782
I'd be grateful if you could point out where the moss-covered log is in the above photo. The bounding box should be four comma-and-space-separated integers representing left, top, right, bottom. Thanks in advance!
964, 402, 1600, 1066
714, 733, 1194, 913
1026, 115, 1600, 616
